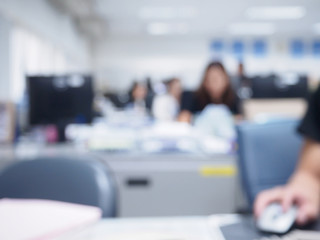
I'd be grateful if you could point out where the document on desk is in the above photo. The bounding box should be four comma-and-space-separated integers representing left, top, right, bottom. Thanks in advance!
0, 198, 102, 240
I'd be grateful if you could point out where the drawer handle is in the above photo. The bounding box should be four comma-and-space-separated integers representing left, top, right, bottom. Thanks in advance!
126, 178, 150, 187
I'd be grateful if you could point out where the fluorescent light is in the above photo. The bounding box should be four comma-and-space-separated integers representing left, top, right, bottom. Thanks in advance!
147, 22, 189, 35
246, 6, 305, 20
314, 23, 320, 34
140, 6, 197, 19
229, 22, 275, 35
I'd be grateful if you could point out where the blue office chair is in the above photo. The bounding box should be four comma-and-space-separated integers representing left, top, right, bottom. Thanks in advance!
236, 119, 303, 208
0, 156, 117, 218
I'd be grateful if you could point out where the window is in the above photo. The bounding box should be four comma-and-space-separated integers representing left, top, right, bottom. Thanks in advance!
10, 26, 69, 102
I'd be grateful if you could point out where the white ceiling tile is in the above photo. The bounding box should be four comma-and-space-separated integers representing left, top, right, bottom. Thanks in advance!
49, 0, 320, 38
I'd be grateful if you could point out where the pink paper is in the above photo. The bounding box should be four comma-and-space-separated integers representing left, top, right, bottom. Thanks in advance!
0, 198, 102, 240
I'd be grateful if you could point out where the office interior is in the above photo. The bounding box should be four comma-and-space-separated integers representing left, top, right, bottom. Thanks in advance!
0, 0, 320, 239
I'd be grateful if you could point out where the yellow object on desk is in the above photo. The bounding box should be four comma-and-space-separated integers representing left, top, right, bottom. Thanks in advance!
199, 165, 237, 177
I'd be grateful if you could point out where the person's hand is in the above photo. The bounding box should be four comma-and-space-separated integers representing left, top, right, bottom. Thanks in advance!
254, 171, 320, 225
177, 110, 192, 123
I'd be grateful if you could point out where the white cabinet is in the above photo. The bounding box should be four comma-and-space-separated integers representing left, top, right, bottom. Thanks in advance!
101, 153, 237, 217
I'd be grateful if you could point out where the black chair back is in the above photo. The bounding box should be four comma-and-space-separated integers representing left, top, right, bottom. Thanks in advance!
0, 157, 117, 217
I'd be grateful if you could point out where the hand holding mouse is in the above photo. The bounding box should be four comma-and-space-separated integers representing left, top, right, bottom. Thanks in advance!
256, 202, 297, 234
254, 171, 320, 226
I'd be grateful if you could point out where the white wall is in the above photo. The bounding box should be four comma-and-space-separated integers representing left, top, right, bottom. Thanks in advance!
0, 0, 91, 101
0, 0, 89, 69
93, 36, 210, 92
92, 35, 320, 92
0, 15, 11, 101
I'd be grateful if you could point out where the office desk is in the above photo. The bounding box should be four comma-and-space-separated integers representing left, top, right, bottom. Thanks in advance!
54, 214, 320, 240
0, 143, 240, 217
54, 215, 234, 240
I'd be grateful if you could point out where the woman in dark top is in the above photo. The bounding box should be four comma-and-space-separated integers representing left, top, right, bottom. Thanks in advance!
178, 61, 241, 122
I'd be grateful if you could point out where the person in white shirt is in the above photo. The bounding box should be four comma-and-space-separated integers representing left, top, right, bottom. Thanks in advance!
152, 78, 182, 121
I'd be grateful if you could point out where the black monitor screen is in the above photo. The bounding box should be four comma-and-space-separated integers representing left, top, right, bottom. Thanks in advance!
251, 75, 309, 99
27, 75, 94, 126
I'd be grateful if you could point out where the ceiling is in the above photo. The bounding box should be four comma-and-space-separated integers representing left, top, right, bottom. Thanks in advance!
48, 0, 320, 40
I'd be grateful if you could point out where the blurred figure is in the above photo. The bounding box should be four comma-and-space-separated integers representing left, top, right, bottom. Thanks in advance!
254, 86, 320, 226
179, 61, 241, 123
236, 61, 252, 100
152, 78, 182, 121
145, 77, 155, 112
238, 61, 245, 77
127, 82, 148, 115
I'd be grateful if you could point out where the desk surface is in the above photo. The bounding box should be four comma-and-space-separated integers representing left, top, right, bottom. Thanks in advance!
0, 142, 235, 165
54, 214, 320, 240
54, 215, 233, 240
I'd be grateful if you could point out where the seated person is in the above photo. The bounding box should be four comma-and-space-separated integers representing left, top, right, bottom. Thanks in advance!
254, 86, 320, 226
152, 78, 182, 121
126, 82, 149, 116
178, 61, 241, 123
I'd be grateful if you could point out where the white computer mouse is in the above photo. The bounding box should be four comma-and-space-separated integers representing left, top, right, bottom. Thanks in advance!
256, 202, 298, 234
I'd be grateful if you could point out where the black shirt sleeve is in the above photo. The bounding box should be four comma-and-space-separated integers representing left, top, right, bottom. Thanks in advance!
297, 86, 320, 142
180, 90, 242, 115
229, 95, 242, 115
180, 91, 197, 113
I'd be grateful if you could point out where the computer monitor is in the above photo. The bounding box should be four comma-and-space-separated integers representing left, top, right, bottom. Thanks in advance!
250, 74, 309, 99
27, 75, 94, 140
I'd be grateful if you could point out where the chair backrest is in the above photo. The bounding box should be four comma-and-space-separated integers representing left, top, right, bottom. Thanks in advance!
236, 119, 303, 207
0, 156, 117, 217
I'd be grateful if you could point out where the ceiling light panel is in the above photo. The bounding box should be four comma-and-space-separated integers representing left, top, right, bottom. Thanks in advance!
246, 6, 306, 20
